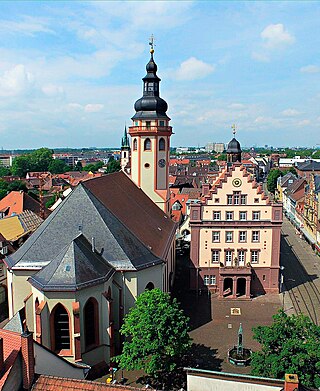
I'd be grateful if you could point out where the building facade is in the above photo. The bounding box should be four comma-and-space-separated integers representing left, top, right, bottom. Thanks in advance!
189, 135, 282, 298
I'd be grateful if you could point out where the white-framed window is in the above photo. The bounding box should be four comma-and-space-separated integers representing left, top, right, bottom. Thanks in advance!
226, 231, 233, 242
159, 120, 165, 127
212, 231, 220, 242
254, 198, 259, 203
238, 250, 246, 265
252, 231, 260, 242
204, 275, 210, 285
226, 212, 233, 221
240, 195, 247, 205
212, 250, 220, 263
239, 231, 247, 242
251, 250, 259, 263
234, 192, 240, 205
239, 211, 247, 221
225, 250, 233, 265
227, 195, 233, 205
253, 211, 260, 221
226, 211, 233, 221
210, 275, 216, 285
214, 198, 219, 203
133, 138, 137, 151
213, 211, 221, 220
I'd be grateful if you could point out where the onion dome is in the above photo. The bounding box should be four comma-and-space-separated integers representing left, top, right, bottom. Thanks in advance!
227, 137, 242, 154
132, 48, 170, 121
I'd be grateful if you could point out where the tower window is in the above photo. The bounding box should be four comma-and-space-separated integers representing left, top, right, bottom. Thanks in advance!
133, 138, 137, 151
144, 138, 151, 151
84, 297, 99, 349
159, 120, 165, 126
146, 121, 151, 128
51, 303, 70, 353
159, 138, 165, 151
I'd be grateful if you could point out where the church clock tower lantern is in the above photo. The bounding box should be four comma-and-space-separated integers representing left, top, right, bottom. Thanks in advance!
129, 36, 172, 213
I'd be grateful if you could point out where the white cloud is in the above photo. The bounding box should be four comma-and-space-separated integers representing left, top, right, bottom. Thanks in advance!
261, 23, 295, 49
0, 64, 34, 97
0, 16, 54, 36
42, 84, 64, 97
300, 65, 320, 74
67, 103, 83, 110
175, 57, 215, 81
298, 119, 311, 126
84, 103, 104, 113
281, 108, 300, 117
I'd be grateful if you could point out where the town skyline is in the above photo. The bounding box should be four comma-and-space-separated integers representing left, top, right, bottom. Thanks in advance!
0, 1, 320, 149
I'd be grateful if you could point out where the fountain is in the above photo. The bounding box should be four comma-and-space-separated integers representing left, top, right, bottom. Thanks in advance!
228, 323, 252, 366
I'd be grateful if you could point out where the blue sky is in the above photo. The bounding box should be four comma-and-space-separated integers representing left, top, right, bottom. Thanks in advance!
0, 1, 319, 149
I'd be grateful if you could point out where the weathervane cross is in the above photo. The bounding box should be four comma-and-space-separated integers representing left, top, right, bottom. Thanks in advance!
149, 34, 155, 52
232, 124, 236, 136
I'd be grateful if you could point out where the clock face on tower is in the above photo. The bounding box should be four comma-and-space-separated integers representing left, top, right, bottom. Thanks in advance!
158, 159, 166, 168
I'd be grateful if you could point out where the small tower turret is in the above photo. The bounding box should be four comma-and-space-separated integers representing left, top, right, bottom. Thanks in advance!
227, 124, 242, 165
121, 125, 130, 172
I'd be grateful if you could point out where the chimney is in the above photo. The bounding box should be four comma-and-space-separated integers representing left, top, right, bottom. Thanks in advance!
202, 183, 210, 196
0, 337, 4, 374
21, 330, 35, 390
284, 374, 299, 391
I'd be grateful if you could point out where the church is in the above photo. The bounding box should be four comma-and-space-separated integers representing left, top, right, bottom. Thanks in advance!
4, 43, 176, 368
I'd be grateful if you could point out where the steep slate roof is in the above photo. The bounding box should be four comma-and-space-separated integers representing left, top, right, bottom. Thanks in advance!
296, 160, 320, 171
279, 172, 296, 187
29, 235, 114, 291
83, 172, 175, 260
7, 172, 175, 272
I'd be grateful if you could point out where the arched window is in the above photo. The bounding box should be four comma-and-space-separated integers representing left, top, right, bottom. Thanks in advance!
133, 138, 137, 151
84, 297, 99, 349
159, 138, 165, 151
144, 138, 151, 151
145, 282, 155, 291
51, 303, 70, 353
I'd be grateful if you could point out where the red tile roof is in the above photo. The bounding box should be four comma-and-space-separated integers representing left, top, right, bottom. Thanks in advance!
0, 329, 22, 389
32, 375, 144, 390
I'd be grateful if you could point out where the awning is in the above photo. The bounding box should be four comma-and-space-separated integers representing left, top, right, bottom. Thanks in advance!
301, 228, 316, 245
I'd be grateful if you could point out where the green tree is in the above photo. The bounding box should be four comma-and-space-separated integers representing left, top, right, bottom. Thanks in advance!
11, 147, 54, 177
267, 168, 282, 193
30, 147, 53, 171
115, 288, 192, 378
83, 161, 104, 172
251, 310, 320, 388
217, 153, 227, 161
74, 161, 83, 171
11, 155, 31, 177
0, 166, 11, 177
48, 159, 69, 174
106, 159, 120, 173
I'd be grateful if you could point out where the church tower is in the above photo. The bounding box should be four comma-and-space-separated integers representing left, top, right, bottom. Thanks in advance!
120, 125, 130, 172
226, 125, 242, 165
128, 37, 172, 214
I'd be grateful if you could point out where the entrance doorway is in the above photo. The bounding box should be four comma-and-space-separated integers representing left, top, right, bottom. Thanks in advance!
237, 278, 246, 297
223, 278, 233, 297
